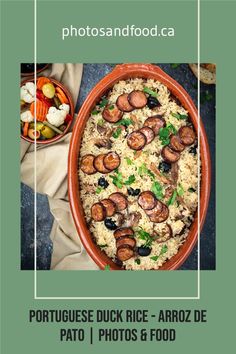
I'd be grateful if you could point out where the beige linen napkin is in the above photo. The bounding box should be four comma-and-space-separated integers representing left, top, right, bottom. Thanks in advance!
21, 63, 99, 270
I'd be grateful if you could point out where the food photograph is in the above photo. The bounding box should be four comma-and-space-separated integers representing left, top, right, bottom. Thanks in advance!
20, 63, 216, 271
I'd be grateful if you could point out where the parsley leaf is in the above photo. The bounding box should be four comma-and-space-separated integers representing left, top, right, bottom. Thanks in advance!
138, 163, 155, 180
160, 244, 168, 255
115, 118, 133, 127
125, 157, 133, 165
188, 187, 196, 193
96, 187, 103, 194
171, 112, 188, 120
150, 255, 159, 261
177, 184, 184, 196
110, 172, 123, 189
143, 87, 158, 97
167, 189, 177, 206
112, 127, 122, 139
151, 181, 164, 200
124, 175, 136, 185
108, 105, 115, 110
99, 244, 108, 248
135, 259, 141, 265
97, 118, 105, 126
91, 110, 100, 115
99, 98, 108, 108
159, 123, 177, 145
137, 228, 153, 248
104, 265, 110, 270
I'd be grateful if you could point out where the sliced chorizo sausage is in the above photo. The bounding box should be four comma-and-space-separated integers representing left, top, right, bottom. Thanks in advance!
100, 199, 116, 217
80, 154, 96, 175
91, 202, 106, 222
145, 200, 163, 216
114, 227, 134, 239
139, 126, 155, 144
127, 90, 147, 108
149, 204, 169, 223
138, 191, 157, 210
179, 126, 196, 146
116, 236, 136, 249
116, 93, 134, 112
161, 146, 180, 163
116, 245, 134, 261
102, 104, 123, 123
127, 131, 147, 150
109, 192, 128, 211
103, 152, 120, 171
169, 134, 185, 152
144, 116, 166, 135
93, 154, 110, 173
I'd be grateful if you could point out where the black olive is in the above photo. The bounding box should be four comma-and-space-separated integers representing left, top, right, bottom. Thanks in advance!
158, 161, 171, 173
127, 187, 141, 196
138, 246, 152, 257
98, 177, 109, 188
189, 145, 197, 155
133, 188, 141, 196
104, 218, 117, 230
147, 96, 160, 109
114, 257, 123, 267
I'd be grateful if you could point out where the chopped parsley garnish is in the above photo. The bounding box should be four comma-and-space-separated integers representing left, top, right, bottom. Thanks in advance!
188, 187, 196, 193
177, 184, 184, 197
135, 258, 141, 265
104, 265, 110, 270
125, 157, 133, 165
108, 105, 115, 110
143, 87, 158, 97
97, 118, 105, 126
115, 118, 133, 127
150, 246, 168, 261
150, 255, 159, 261
110, 171, 123, 188
171, 112, 188, 120
124, 175, 136, 185
99, 98, 108, 108
159, 123, 177, 145
99, 244, 108, 248
96, 187, 103, 194
112, 127, 122, 138
160, 244, 168, 255
167, 189, 177, 206
137, 228, 153, 248
91, 110, 100, 115
151, 181, 164, 200
110, 171, 135, 188
138, 163, 155, 181
171, 63, 180, 69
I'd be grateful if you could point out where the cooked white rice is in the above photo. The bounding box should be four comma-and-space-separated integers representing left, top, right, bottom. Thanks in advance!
78, 78, 198, 270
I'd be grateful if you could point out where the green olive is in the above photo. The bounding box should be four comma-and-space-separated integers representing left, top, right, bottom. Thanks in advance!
29, 122, 44, 131
41, 126, 56, 139
42, 83, 55, 98
28, 129, 40, 140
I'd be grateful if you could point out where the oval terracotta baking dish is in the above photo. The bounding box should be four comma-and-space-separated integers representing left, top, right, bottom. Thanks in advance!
68, 63, 211, 270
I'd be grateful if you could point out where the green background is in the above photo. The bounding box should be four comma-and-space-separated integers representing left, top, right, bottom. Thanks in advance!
1, 0, 235, 353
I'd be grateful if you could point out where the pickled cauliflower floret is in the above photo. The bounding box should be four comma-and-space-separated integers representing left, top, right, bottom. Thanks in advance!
46, 104, 70, 127
21, 82, 36, 103
21, 110, 34, 123
59, 103, 70, 114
